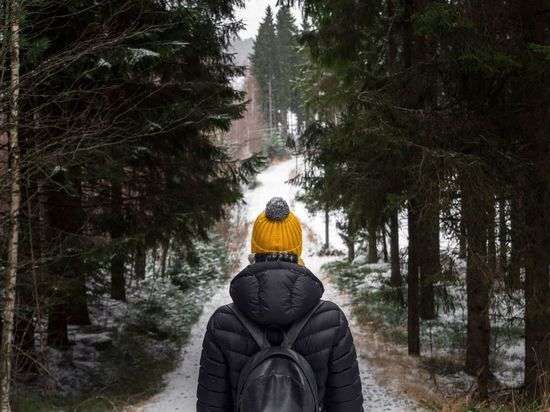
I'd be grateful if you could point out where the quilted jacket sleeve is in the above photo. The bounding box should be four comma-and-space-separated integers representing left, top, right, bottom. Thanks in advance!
324, 309, 364, 412
197, 312, 232, 412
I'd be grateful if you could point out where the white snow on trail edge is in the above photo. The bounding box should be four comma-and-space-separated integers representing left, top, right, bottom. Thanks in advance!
141, 158, 415, 412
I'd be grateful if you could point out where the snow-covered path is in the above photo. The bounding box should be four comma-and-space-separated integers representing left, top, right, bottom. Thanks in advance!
141, 159, 413, 412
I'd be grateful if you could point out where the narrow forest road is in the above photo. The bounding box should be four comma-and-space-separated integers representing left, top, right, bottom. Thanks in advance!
141, 159, 414, 412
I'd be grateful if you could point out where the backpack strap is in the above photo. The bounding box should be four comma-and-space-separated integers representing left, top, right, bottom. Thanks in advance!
227, 303, 269, 350
283, 300, 324, 348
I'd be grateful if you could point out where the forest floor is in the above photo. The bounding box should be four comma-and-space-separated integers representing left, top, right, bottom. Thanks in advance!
139, 158, 417, 412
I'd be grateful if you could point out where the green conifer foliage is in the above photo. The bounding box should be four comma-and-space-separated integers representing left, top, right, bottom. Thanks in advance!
251, 6, 278, 127
0, 0, 252, 357
289, 0, 549, 401
251, 6, 304, 139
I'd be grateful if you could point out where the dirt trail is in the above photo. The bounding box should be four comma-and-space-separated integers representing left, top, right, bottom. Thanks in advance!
141, 159, 415, 411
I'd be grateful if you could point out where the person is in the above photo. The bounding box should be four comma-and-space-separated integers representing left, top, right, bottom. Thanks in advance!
197, 197, 363, 412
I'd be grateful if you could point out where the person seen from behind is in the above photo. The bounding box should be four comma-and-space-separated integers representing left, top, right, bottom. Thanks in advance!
197, 197, 364, 412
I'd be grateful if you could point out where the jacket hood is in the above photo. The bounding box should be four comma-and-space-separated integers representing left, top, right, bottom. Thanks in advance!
230, 261, 325, 326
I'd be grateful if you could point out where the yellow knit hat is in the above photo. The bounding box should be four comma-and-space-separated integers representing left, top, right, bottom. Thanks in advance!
251, 197, 303, 264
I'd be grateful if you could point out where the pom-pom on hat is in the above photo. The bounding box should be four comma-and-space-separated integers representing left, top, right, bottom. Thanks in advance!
251, 197, 303, 264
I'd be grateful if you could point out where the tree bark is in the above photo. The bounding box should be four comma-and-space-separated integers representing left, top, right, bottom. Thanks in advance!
381, 224, 389, 263
347, 238, 355, 263
367, 219, 377, 263
65, 168, 90, 326
463, 183, 491, 399
487, 199, 497, 278
419, 204, 439, 320
523, 188, 550, 398
0, 1, 22, 408
67, 256, 90, 326
135, 241, 146, 281
14, 175, 39, 372
403, 0, 420, 356
407, 201, 420, 356
509, 195, 523, 289
45, 166, 89, 344
110, 182, 126, 301
160, 239, 170, 278
390, 209, 404, 305
498, 198, 507, 279
459, 204, 467, 260
46, 188, 69, 348
47, 303, 69, 348
324, 206, 329, 250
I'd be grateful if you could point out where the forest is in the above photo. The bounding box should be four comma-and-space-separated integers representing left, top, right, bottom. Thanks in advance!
1, 0, 549, 411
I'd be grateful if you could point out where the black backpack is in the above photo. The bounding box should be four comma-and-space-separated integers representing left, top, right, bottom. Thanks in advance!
227, 302, 324, 412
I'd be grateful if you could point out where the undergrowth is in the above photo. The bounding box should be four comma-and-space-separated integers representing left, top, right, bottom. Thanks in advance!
13, 233, 231, 412
324, 257, 544, 412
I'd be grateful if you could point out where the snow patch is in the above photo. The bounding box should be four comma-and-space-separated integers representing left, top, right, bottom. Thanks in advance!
127, 48, 160, 61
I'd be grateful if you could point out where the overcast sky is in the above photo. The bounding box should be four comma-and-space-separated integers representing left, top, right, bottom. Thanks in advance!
235, 0, 302, 40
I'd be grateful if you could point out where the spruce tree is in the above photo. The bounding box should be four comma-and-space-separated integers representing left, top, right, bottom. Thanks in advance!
275, 7, 300, 134
251, 6, 278, 128
0, 0, 250, 380
251, 6, 304, 139
288, 0, 550, 401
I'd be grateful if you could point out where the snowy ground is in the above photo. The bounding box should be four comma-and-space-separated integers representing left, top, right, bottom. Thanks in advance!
141, 158, 415, 412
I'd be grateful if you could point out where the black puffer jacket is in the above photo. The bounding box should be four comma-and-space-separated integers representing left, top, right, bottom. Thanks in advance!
197, 260, 363, 412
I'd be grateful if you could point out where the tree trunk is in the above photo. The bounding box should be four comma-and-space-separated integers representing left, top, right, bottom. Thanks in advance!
459, 198, 467, 259
135, 241, 146, 281
387, 1, 399, 299
324, 206, 329, 250
498, 198, 507, 279
487, 199, 497, 277
110, 182, 126, 301
419, 204, 439, 320
367, 219, 377, 263
67, 256, 90, 326
390, 209, 404, 305
160, 239, 170, 278
0, 1, 22, 408
65, 168, 90, 326
403, 0, 420, 356
347, 238, 355, 263
407, 201, 420, 356
296, 109, 304, 135
45, 187, 69, 348
381, 225, 389, 263
509, 195, 523, 289
34, 181, 47, 360
523, 187, 550, 398
463, 183, 491, 399
47, 303, 69, 348
521, 1, 550, 397
14, 174, 39, 373
45, 166, 90, 333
